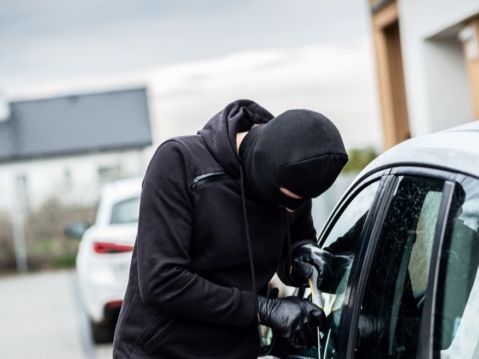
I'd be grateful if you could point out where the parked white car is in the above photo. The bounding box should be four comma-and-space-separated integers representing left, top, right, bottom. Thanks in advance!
75, 177, 142, 343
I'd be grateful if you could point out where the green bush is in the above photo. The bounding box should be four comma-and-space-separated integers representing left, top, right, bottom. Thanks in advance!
342, 147, 378, 174
25, 199, 95, 271
0, 199, 95, 273
0, 212, 16, 272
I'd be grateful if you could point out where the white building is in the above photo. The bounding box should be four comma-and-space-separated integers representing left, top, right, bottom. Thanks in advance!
368, 0, 479, 148
0, 87, 152, 215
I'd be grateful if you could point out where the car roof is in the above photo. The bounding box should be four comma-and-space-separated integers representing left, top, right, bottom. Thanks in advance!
358, 121, 479, 180
95, 177, 143, 226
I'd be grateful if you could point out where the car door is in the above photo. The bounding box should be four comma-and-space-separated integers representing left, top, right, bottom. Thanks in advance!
345, 173, 450, 359
271, 169, 478, 359
342, 169, 479, 359
307, 169, 457, 359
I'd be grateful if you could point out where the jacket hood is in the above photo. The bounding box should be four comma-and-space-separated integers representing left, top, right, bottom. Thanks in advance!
198, 99, 273, 177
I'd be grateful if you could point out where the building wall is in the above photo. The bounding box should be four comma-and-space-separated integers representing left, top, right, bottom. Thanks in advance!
0, 149, 149, 216
422, 38, 473, 132
399, 0, 479, 135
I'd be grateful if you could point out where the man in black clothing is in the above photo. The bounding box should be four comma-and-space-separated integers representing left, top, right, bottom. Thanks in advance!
113, 99, 348, 358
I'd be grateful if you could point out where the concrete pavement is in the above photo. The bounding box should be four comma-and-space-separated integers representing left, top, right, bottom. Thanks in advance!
0, 270, 112, 359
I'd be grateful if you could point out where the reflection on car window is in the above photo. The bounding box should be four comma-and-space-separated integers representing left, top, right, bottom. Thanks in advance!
438, 177, 479, 359
110, 197, 140, 224
311, 180, 380, 358
323, 180, 380, 250
355, 176, 445, 359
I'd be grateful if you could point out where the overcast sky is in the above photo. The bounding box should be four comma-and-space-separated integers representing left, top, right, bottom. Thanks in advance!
0, 0, 382, 148
1, 0, 371, 90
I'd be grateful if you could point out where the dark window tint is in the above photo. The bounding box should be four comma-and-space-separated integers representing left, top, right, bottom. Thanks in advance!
355, 176, 445, 358
110, 197, 140, 224
436, 177, 479, 358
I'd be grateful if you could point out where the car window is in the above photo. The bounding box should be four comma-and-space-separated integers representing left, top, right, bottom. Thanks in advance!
297, 179, 381, 358
437, 177, 479, 358
110, 196, 140, 224
354, 176, 445, 358
322, 180, 380, 250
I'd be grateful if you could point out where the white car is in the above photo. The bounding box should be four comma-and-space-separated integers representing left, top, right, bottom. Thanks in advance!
76, 177, 142, 343
263, 122, 479, 358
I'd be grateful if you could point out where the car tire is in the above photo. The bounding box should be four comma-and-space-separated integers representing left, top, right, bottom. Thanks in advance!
90, 319, 114, 344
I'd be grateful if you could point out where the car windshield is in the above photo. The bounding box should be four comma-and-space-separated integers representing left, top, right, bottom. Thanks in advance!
110, 196, 140, 225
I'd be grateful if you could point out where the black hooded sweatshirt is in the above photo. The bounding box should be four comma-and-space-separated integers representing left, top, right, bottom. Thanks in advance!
113, 99, 344, 358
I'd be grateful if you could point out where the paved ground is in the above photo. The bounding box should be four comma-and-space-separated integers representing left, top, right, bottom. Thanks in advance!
0, 270, 113, 359
0, 270, 287, 359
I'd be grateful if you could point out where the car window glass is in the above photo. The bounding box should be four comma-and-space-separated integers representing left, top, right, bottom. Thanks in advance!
110, 197, 140, 224
323, 180, 380, 249
301, 180, 380, 359
408, 190, 442, 294
438, 177, 479, 358
354, 176, 445, 359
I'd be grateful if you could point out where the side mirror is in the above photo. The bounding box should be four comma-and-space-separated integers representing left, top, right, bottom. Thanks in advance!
64, 221, 90, 240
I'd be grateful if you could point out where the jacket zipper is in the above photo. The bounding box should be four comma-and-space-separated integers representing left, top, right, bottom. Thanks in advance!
190, 172, 228, 189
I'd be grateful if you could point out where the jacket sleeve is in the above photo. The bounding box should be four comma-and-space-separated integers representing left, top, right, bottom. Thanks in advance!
276, 200, 317, 286
136, 141, 257, 327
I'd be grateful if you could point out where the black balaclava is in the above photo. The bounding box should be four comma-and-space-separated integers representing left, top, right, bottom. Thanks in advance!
239, 109, 348, 209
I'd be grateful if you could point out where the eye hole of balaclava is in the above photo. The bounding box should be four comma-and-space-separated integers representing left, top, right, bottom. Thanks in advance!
277, 191, 305, 210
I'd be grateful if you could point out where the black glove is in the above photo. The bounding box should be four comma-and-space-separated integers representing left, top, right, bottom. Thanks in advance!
257, 296, 325, 348
291, 244, 334, 288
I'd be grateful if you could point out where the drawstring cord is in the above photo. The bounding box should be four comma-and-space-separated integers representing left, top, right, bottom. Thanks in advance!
239, 165, 257, 292
238, 165, 293, 293
285, 210, 293, 276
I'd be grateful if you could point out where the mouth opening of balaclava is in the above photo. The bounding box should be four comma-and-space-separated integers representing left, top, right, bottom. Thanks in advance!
239, 109, 348, 208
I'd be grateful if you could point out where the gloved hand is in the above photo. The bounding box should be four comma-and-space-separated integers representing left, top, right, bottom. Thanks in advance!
257, 295, 325, 348
291, 243, 334, 288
